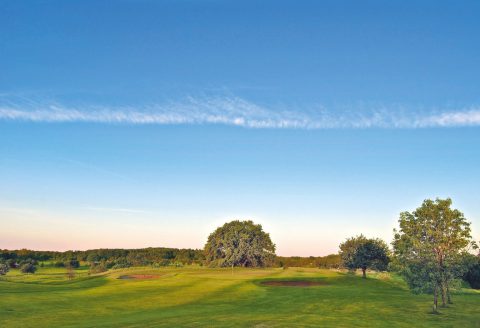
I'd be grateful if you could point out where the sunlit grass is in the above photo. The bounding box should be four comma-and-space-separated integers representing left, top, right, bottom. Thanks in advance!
1, 266, 479, 327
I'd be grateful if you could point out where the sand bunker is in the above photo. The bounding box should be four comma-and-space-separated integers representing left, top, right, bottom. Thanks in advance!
260, 280, 326, 287
118, 274, 161, 280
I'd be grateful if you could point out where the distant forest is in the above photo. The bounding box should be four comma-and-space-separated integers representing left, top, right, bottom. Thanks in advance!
0, 248, 341, 270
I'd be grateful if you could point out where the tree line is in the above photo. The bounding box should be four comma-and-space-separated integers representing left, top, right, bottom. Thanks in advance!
276, 254, 341, 269
0, 247, 205, 273
0, 247, 341, 272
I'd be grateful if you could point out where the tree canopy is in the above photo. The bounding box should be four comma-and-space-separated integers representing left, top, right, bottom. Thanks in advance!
392, 198, 477, 312
339, 235, 389, 278
204, 220, 276, 268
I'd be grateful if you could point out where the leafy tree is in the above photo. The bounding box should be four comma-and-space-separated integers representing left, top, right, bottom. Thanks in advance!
204, 220, 276, 268
339, 235, 367, 271
339, 235, 389, 278
64, 259, 79, 279
20, 263, 37, 274
392, 198, 477, 312
0, 263, 9, 275
66, 264, 75, 280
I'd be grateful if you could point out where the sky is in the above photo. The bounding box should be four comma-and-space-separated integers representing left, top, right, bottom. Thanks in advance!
1, 0, 479, 256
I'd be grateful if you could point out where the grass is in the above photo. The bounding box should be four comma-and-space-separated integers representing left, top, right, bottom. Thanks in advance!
1, 266, 479, 327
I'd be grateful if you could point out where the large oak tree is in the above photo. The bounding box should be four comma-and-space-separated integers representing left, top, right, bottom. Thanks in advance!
204, 220, 276, 268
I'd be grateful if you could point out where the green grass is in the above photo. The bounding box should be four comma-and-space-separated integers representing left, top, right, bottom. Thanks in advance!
1, 266, 479, 327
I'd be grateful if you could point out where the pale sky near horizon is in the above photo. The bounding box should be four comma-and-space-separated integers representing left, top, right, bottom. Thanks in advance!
1, 1, 480, 256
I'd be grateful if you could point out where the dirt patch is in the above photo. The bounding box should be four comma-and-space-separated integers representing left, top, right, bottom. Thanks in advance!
260, 280, 326, 287
118, 274, 161, 280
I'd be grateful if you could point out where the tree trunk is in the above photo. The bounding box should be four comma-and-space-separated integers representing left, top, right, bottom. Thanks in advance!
433, 284, 439, 313
439, 253, 449, 306
440, 281, 446, 307
362, 267, 366, 279
446, 283, 452, 304
441, 266, 453, 304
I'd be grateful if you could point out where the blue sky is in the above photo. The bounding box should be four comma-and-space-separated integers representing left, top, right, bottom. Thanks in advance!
1, 0, 479, 255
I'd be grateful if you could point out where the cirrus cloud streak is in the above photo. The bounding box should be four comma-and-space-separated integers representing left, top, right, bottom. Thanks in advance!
1, 96, 480, 129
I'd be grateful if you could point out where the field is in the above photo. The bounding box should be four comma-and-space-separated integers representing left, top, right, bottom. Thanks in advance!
1, 266, 479, 328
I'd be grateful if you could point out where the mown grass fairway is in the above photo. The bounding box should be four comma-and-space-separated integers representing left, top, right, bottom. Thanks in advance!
1, 266, 479, 327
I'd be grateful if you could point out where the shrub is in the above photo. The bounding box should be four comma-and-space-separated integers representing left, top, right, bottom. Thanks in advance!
464, 259, 480, 289
0, 263, 9, 275
7, 259, 18, 268
20, 263, 37, 274
111, 261, 131, 270
89, 262, 107, 274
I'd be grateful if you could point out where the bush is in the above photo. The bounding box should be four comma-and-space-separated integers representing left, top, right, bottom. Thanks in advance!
89, 262, 107, 274
7, 259, 18, 268
0, 263, 9, 275
464, 260, 480, 289
20, 263, 37, 274
111, 261, 131, 270
54, 261, 65, 267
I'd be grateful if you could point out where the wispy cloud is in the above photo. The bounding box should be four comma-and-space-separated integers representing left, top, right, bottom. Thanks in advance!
415, 109, 480, 127
0, 96, 479, 129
